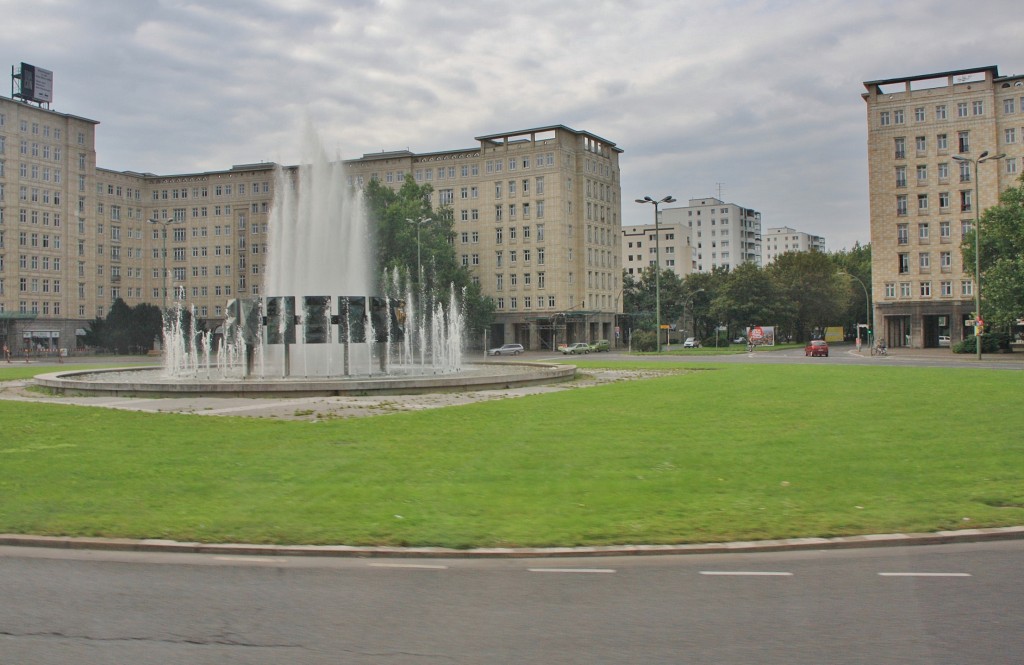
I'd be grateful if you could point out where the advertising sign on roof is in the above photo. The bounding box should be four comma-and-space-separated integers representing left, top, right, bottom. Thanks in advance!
17, 63, 53, 104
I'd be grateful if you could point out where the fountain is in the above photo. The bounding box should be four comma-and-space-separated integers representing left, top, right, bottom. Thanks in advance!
35, 126, 574, 396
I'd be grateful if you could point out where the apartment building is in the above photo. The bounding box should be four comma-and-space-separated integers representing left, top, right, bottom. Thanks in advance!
863, 66, 1024, 348
657, 197, 762, 273
0, 95, 620, 352
620, 220, 693, 279
344, 126, 623, 349
762, 226, 826, 265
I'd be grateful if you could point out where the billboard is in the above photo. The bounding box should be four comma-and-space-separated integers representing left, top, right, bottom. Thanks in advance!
16, 63, 53, 104
746, 325, 776, 347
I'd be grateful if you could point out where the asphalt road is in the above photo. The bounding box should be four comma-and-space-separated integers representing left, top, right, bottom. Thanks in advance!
2, 541, 1021, 664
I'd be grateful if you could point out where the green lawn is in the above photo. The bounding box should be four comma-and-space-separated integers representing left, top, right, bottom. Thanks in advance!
1, 362, 1021, 548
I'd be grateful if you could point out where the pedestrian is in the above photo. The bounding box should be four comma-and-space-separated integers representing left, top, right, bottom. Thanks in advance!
855, 336, 862, 353
3, 344, 10, 363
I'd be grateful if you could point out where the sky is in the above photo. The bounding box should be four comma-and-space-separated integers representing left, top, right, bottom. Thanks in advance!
3, 0, 1022, 251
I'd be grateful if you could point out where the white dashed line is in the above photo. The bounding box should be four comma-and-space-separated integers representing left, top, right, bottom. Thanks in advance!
367, 563, 449, 570
527, 568, 616, 574
878, 572, 972, 577
699, 571, 794, 576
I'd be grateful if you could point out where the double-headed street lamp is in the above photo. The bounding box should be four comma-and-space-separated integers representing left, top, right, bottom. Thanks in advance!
405, 216, 432, 281
148, 217, 182, 310
634, 195, 676, 351
951, 151, 1004, 360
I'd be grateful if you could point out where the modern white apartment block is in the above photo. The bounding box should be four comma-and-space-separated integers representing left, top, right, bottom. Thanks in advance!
0, 94, 621, 352
762, 226, 826, 265
863, 65, 1024, 348
656, 197, 762, 273
620, 220, 693, 279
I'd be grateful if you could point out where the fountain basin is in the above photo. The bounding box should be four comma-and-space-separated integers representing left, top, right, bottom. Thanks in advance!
33, 362, 575, 398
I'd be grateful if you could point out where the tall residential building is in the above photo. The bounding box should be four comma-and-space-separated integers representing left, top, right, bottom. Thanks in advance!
620, 220, 693, 279
656, 197, 762, 273
0, 94, 620, 352
863, 66, 1024, 348
762, 226, 826, 265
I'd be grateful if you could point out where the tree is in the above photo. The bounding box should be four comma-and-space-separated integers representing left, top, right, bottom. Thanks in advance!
962, 175, 1024, 329
767, 251, 846, 341
83, 299, 165, 354
711, 262, 777, 335
363, 177, 494, 346
829, 243, 872, 337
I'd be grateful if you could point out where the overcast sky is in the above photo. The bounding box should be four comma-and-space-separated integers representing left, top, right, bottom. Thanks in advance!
3, 0, 1022, 251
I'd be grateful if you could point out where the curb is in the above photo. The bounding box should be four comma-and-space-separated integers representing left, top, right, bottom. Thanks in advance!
2, 526, 1022, 559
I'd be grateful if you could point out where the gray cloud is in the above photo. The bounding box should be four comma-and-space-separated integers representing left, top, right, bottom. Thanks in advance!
2, 0, 1021, 250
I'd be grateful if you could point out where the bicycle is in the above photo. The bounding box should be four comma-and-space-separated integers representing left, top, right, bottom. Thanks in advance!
871, 340, 887, 356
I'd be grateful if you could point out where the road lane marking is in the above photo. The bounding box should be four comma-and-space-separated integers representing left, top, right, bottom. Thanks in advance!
367, 563, 449, 570
528, 568, 616, 574
214, 556, 286, 563
878, 572, 972, 577
699, 571, 793, 576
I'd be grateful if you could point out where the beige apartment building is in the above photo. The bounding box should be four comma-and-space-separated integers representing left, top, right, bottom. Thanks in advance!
762, 226, 826, 265
344, 126, 623, 350
863, 66, 1024, 348
621, 221, 694, 278
0, 94, 620, 352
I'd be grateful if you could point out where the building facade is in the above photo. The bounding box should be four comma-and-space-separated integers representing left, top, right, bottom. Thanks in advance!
344, 126, 622, 350
863, 66, 1024, 348
658, 197, 762, 273
620, 220, 694, 280
0, 95, 619, 353
762, 226, 826, 265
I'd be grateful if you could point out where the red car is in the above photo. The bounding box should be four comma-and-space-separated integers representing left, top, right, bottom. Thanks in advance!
804, 340, 829, 357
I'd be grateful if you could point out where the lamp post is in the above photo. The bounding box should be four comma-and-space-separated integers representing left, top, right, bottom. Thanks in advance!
634, 195, 676, 351
149, 218, 181, 311
838, 271, 870, 349
405, 217, 432, 281
683, 288, 705, 340
952, 151, 1004, 359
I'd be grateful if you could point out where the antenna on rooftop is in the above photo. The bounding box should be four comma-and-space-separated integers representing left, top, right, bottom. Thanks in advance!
716, 182, 724, 200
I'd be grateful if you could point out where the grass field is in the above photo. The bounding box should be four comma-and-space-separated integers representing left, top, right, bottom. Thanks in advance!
1, 361, 1021, 548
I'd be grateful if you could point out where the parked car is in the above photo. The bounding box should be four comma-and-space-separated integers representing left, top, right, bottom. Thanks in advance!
732, 336, 747, 345
683, 337, 699, 348
804, 340, 829, 357
938, 335, 951, 347
561, 342, 591, 355
589, 339, 610, 352
488, 343, 524, 356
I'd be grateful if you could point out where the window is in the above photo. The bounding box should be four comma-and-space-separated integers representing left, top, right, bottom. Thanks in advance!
916, 164, 928, 182
894, 109, 905, 124
940, 220, 951, 240
880, 111, 891, 126
897, 223, 909, 245
1004, 98, 1016, 114
896, 195, 908, 216
885, 282, 896, 298
918, 223, 929, 240
937, 134, 948, 151
1007, 157, 1018, 175
972, 100, 984, 116
900, 282, 911, 298
895, 166, 907, 187
894, 137, 906, 159
938, 162, 949, 181
940, 280, 952, 297
915, 136, 926, 154
1005, 128, 1017, 144
935, 104, 947, 119
939, 192, 950, 210
961, 280, 973, 296
915, 107, 925, 122
898, 253, 909, 274
957, 102, 968, 118
958, 131, 970, 153
959, 161, 971, 183
940, 251, 952, 270
960, 190, 972, 212
919, 281, 931, 297
919, 252, 930, 270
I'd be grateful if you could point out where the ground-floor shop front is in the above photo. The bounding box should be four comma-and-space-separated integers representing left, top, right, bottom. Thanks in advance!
488, 311, 618, 352
873, 299, 974, 349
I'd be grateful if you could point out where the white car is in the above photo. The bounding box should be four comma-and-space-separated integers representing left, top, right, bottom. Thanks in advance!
683, 337, 699, 348
938, 335, 951, 347
488, 343, 524, 356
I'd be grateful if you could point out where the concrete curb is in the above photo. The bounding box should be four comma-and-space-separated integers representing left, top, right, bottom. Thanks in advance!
2, 526, 1022, 559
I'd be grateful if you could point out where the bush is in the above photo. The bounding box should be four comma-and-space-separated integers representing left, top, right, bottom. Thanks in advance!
952, 334, 1004, 354
631, 330, 658, 352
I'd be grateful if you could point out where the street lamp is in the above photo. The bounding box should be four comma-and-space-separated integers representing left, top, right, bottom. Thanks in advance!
952, 151, 1004, 360
683, 288, 705, 340
405, 217, 432, 281
149, 217, 182, 310
838, 271, 870, 350
634, 195, 676, 351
